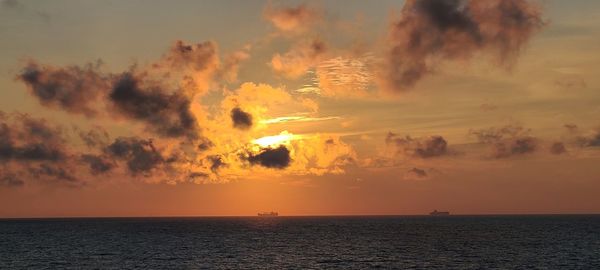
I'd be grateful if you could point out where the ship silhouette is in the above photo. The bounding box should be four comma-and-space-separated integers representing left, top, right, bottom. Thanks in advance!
429, 210, 450, 216
257, 211, 278, 217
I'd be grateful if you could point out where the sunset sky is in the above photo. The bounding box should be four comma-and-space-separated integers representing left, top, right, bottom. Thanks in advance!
1, 0, 600, 217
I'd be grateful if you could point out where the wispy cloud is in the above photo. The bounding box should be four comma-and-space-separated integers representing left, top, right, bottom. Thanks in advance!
260, 115, 341, 124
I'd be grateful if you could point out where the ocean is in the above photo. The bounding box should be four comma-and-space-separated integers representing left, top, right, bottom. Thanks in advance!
1, 215, 599, 269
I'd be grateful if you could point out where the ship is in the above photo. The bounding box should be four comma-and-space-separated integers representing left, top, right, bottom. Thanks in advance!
257, 211, 278, 217
429, 210, 450, 216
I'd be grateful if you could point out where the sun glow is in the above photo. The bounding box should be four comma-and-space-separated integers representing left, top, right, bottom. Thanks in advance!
252, 131, 298, 147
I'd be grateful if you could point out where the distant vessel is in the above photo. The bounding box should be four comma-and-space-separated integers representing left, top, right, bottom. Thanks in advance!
258, 211, 278, 217
429, 210, 450, 216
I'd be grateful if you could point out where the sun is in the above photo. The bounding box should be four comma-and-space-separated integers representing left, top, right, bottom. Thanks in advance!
252, 131, 298, 147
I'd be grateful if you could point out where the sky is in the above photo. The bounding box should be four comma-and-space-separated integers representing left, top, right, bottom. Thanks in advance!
1, 0, 600, 217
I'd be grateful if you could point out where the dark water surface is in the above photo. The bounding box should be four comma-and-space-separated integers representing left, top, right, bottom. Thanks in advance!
1, 215, 599, 269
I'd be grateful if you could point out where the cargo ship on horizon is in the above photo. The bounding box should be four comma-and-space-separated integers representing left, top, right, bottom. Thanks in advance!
258, 211, 278, 217
429, 210, 450, 216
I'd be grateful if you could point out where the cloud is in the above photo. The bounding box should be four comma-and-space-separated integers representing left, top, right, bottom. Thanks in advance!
561, 124, 600, 148
564, 123, 578, 133
80, 154, 115, 175
77, 126, 110, 148
197, 137, 214, 151
405, 167, 429, 180
0, 173, 24, 188
109, 72, 200, 139
0, 112, 66, 162
160, 40, 219, 75
549, 142, 567, 155
470, 124, 538, 158
27, 163, 79, 184
315, 56, 373, 98
245, 145, 291, 169
208, 155, 226, 173
230, 107, 253, 130
576, 130, 600, 147
263, 3, 321, 33
271, 38, 327, 79
105, 137, 164, 175
379, 0, 545, 92
0, 112, 90, 186
386, 132, 449, 158
17, 61, 109, 117
217, 48, 251, 83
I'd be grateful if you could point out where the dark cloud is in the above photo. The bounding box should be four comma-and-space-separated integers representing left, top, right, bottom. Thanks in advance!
197, 137, 214, 151
81, 154, 115, 175
564, 123, 578, 133
109, 73, 199, 139
576, 131, 600, 147
0, 113, 86, 185
0, 173, 24, 188
550, 142, 566, 155
161, 40, 219, 73
27, 163, 79, 184
105, 137, 163, 175
208, 155, 226, 173
470, 124, 538, 158
78, 126, 110, 148
17, 61, 108, 117
406, 167, 428, 179
231, 107, 253, 130
386, 132, 448, 158
246, 145, 291, 169
0, 112, 66, 162
380, 0, 545, 91
562, 124, 600, 148
188, 172, 209, 179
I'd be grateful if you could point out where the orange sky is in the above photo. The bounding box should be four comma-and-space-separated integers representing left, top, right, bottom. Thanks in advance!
1, 0, 600, 217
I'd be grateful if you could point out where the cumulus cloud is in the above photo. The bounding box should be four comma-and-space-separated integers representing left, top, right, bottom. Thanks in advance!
27, 163, 79, 184
0, 112, 91, 186
271, 39, 327, 79
263, 3, 321, 33
576, 130, 600, 147
217, 48, 251, 83
160, 40, 219, 75
386, 132, 449, 158
230, 107, 253, 130
109, 72, 200, 139
77, 126, 110, 148
379, 0, 545, 91
470, 124, 538, 158
0, 173, 24, 188
80, 154, 115, 175
0, 112, 67, 162
549, 142, 566, 155
17, 61, 109, 117
208, 155, 226, 173
104, 137, 164, 175
245, 145, 291, 169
